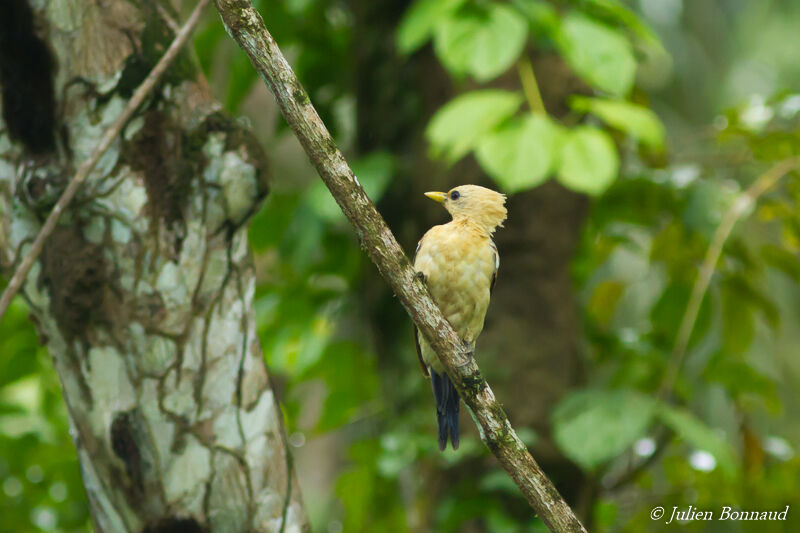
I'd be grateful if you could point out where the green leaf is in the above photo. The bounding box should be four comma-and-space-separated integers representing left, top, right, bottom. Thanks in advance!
657, 404, 737, 476
552, 389, 657, 470
286, 0, 314, 15
307, 151, 396, 222
248, 193, 302, 251
193, 24, 224, 76
476, 114, 563, 193
593, 499, 620, 530
557, 13, 636, 96
396, 0, 466, 54
479, 470, 519, 494
703, 354, 780, 413
584, 0, 664, 51
337, 465, 374, 528
557, 126, 619, 195
683, 179, 739, 238
426, 90, 523, 163
0, 299, 42, 387
761, 244, 800, 283
570, 96, 665, 149
721, 282, 755, 354
722, 274, 780, 330
650, 283, 712, 348
263, 313, 331, 377
313, 342, 380, 431
433, 4, 528, 82
511, 0, 560, 37
587, 280, 625, 327
353, 152, 395, 202
225, 51, 259, 112
487, 507, 523, 533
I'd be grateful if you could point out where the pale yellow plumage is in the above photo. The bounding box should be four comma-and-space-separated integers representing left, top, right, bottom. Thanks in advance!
413, 185, 506, 450
414, 222, 497, 372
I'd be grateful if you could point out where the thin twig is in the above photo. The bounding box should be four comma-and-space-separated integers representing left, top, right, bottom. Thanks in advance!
602, 158, 800, 492
0, 0, 211, 323
518, 58, 547, 115
659, 156, 800, 398
156, 3, 181, 34
212, 2, 586, 532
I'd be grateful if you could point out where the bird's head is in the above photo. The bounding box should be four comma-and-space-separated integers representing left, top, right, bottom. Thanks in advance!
425, 185, 507, 234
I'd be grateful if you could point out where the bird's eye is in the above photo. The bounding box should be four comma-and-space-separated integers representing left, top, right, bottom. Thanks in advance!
450, 190, 460, 201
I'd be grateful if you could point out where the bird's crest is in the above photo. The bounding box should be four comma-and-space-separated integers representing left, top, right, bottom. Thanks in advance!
426, 185, 507, 234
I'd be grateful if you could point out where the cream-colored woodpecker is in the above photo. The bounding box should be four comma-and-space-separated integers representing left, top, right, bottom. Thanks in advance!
413, 185, 507, 450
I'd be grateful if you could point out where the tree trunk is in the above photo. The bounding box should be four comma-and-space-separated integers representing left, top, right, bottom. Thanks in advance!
0, 1, 307, 531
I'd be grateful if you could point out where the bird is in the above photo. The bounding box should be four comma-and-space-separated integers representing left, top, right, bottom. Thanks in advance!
413, 184, 507, 450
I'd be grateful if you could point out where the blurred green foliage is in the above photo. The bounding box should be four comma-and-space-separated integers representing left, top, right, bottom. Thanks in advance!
405, 0, 661, 196
4, 0, 800, 532
0, 296, 91, 532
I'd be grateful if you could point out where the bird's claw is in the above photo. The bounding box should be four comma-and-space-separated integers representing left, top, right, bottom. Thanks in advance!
460, 339, 475, 362
415, 271, 427, 283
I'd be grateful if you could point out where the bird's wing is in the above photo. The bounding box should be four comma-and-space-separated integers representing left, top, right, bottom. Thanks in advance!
412, 325, 429, 377
413, 237, 430, 377
490, 241, 499, 294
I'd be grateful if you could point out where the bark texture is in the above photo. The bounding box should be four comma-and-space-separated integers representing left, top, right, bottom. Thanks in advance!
0, 1, 307, 531
213, 1, 586, 531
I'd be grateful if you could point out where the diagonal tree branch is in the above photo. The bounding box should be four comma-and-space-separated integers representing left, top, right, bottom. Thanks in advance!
0, 0, 211, 323
212, 1, 587, 531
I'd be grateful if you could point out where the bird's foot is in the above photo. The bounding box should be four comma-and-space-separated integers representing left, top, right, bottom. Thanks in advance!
415, 271, 427, 284
457, 339, 475, 367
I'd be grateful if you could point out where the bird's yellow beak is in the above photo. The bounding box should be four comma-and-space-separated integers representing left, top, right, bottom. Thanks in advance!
424, 191, 447, 204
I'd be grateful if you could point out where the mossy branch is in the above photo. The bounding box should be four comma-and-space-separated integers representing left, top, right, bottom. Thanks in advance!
212, 1, 587, 531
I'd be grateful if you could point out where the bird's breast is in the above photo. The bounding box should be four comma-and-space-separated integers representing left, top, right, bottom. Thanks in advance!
414, 227, 496, 338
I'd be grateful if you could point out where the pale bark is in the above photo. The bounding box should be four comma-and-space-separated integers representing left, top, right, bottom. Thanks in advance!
0, 0, 307, 531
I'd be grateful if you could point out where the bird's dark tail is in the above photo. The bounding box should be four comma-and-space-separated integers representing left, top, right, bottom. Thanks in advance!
431, 370, 460, 450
